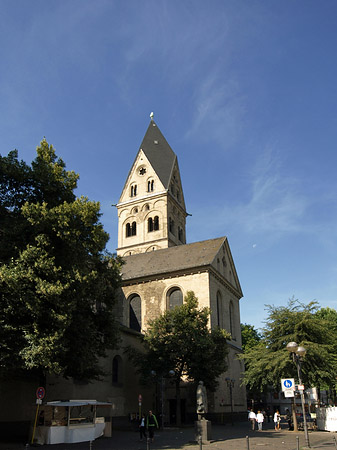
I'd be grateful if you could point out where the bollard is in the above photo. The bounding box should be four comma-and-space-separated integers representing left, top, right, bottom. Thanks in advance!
296, 436, 299, 450
146, 437, 150, 450
199, 434, 203, 450
333, 436, 337, 450
246, 435, 250, 450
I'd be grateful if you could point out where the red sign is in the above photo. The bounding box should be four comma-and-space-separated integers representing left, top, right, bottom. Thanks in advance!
36, 387, 45, 399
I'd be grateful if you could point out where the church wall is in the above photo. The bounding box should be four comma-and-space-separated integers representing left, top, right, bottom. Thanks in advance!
45, 330, 155, 427
121, 272, 211, 331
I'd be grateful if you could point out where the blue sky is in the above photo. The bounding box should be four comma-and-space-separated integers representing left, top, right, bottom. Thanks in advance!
1, 0, 337, 330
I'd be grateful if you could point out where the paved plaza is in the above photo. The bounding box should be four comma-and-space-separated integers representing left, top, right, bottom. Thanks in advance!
1, 421, 336, 450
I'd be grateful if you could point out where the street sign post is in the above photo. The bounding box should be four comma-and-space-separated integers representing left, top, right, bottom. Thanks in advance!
281, 378, 295, 391
32, 387, 46, 444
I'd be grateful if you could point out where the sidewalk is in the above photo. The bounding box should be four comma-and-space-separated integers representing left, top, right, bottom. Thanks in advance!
1, 421, 336, 450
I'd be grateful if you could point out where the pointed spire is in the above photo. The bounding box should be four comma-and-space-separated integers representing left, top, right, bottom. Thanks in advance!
150, 111, 154, 121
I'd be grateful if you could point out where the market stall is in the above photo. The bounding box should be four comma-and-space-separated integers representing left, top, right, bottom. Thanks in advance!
33, 400, 111, 444
316, 407, 337, 432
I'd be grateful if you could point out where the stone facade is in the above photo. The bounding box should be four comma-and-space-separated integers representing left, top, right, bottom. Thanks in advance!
115, 118, 247, 423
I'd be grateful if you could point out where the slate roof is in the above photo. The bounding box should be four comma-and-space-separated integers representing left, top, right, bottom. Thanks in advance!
121, 236, 226, 281
138, 120, 176, 189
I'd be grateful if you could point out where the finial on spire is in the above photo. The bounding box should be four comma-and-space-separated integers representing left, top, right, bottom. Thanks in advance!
150, 112, 154, 120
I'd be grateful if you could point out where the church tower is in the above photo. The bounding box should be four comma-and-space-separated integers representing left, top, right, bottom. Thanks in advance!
117, 117, 188, 256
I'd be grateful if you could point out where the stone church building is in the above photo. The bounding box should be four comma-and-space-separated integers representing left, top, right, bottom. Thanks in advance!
114, 117, 247, 423
1, 118, 246, 438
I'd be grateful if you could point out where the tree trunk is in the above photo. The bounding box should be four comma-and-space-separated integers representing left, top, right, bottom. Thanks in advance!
175, 379, 181, 426
291, 396, 298, 431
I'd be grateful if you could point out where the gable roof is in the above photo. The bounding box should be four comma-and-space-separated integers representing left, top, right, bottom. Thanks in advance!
121, 236, 242, 297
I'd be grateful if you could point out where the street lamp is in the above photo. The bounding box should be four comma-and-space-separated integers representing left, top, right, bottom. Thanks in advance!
225, 378, 235, 425
286, 342, 310, 448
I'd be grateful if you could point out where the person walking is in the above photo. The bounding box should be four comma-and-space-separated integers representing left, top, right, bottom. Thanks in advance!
139, 414, 147, 441
256, 410, 264, 431
274, 410, 281, 430
146, 410, 159, 442
248, 409, 256, 430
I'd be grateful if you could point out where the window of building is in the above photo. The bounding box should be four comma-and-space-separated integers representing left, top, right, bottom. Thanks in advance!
112, 355, 123, 384
216, 291, 223, 328
130, 184, 137, 197
167, 288, 183, 310
178, 227, 183, 242
154, 216, 159, 230
169, 217, 175, 235
129, 295, 141, 331
126, 221, 137, 237
147, 179, 154, 192
229, 301, 235, 339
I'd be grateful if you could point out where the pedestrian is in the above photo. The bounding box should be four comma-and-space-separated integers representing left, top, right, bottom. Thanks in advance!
139, 414, 147, 441
285, 409, 292, 431
146, 410, 159, 442
274, 410, 281, 431
248, 409, 256, 430
256, 410, 264, 431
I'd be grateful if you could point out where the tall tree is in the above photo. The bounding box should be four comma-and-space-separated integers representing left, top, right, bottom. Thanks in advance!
126, 291, 230, 426
241, 323, 262, 352
0, 140, 122, 381
240, 299, 337, 429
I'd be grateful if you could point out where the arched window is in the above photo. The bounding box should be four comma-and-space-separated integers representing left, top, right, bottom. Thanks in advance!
229, 301, 235, 339
148, 216, 159, 232
216, 291, 223, 328
126, 222, 137, 237
129, 295, 141, 331
112, 355, 123, 384
126, 223, 131, 237
169, 217, 175, 235
167, 288, 183, 310
130, 184, 137, 197
178, 227, 183, 242
147, 180, 154, 192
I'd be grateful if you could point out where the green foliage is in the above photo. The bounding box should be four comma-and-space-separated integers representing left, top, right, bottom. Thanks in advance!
241, 323, 262, 352
0, 140, 122, 380
127, 291, 230, 391
240, 299, 337, 393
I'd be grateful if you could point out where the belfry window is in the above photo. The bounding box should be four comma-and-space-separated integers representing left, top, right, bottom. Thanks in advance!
148, 216, 159, 232
147, 179, 154, 192
131, 184, 137, 197
169, 217, 175, 235
126, 221, 137, 237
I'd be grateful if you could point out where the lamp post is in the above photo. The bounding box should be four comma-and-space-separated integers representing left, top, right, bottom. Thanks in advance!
225, 378, 235, 425
286, 342, 310, 448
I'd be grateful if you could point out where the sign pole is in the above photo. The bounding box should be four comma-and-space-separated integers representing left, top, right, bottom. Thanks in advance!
31, 387, 45, 444
31, 402, 40, 445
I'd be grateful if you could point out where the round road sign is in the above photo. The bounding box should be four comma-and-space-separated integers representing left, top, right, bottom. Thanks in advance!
36, 387, 45, 399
